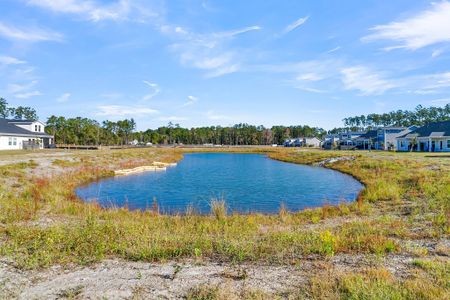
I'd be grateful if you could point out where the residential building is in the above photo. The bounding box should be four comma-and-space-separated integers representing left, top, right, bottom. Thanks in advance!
284, 137, 322, 147
375, 126, 418, 150
396, 120, 450, 152
354, 130, 378, 150
322, 134, 340, 150
0, 118, 54, 150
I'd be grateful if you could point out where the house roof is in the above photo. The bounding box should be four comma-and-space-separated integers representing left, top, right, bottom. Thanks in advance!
381, 126, 407, 130
398, 120, 450, 138
358, 130, 378, 139
7, 119, 45, 125
0, 118, 53, 137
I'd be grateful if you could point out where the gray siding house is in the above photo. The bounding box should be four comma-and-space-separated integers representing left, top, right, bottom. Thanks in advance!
396, 121, 450, 152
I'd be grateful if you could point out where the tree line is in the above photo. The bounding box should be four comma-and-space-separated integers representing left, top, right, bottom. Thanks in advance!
135, 123, 325, 146
2, 95, 449, 146
45, 116, 136, 146
343, 104, 450, 129
0, 98, 38, 120
45, 119, 325, 146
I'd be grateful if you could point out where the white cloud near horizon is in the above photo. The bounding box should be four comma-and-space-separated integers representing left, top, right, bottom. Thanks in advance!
158, 116, 188, 122
95, 105, 159, 117
205, 110, 231, 121
15, 91, 42, 99
0, 22, 63, 42
429, 97, 450, 104
7, 80, 38, 94
362, 1, 450, 50
341, 66, 396, 95
282, 16, 309, 34
56, 93, 71, 103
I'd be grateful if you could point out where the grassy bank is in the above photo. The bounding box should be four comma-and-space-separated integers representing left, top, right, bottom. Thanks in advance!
0, 147, 448, 299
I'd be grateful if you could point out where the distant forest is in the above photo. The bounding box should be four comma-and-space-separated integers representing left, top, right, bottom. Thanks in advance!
44, 103, 450, 145
342, 104, 450, 129
1, 97, 449, 146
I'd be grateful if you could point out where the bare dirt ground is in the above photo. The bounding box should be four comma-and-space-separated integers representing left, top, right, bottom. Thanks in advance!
0, 254, 423, 300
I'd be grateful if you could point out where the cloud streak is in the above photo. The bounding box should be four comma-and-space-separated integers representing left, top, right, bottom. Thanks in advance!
165, 24, 261, 77
95, 105, 159, 117
181, 95, 199, 107
0, 22, 63, 42
26, 0, 156, 22
341, 66, 396, 95
56, 93, 71, 103
142, 81, 160, 101
282, 16, 309, 34
0, 55, 26, 65
362, 1, 450, 50
15, 91, 42, 99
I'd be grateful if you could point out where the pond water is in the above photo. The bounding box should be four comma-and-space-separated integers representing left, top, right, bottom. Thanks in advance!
76, 153, 363, 214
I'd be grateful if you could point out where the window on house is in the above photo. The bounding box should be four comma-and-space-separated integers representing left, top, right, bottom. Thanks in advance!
13, 138, 17, 146
400, 141, 404, 147
8, 137, 12, 146
447, 140, 450, 148
35, 125, 38, 131
38, 125, 41, 132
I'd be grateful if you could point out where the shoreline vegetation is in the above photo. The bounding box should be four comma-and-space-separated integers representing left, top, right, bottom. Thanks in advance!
0, 147, 449, 299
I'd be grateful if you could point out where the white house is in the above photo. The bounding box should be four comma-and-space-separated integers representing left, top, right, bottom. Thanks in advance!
284, 137, 322, 147
303, 137, 322, 147
396, 120, 450, 152
0, 118, 54, 150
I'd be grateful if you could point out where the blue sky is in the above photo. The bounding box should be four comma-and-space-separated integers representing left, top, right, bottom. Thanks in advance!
0, 0, 450, 130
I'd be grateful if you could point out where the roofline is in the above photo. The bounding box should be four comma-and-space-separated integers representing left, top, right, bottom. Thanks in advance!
7, 120, 46, 125
397, 136, 450, 139
0, 132, 54, 138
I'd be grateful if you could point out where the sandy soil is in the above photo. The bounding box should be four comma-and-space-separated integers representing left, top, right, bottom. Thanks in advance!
0, 254, 421, 300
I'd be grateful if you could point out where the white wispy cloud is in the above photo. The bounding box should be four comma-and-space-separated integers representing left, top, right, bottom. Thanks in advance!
295, 86, 327, 93
15, 91, 42, 99
165, 24, 261, 77
7, 80, 38, 94
416, 72, 450, 92
326, 46, 341, 53
296, 73, 323, 81
0, 22, 63, 42
56, 93, 71, 103
429, 98, 450, 104
26, 0, 156, 22
0, 55, 26, 65
431, 49, 444, 58
216, 26, 262, 38
282, 16, 309, 34
142, 81, 160, 101
181, 95, 198, 107
341, 66, 396, 95
362, 1, 450, 50
95, 105, 159, 117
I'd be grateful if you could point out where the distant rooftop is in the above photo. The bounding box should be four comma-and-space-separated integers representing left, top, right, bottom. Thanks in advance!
398, 120, 450, 138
